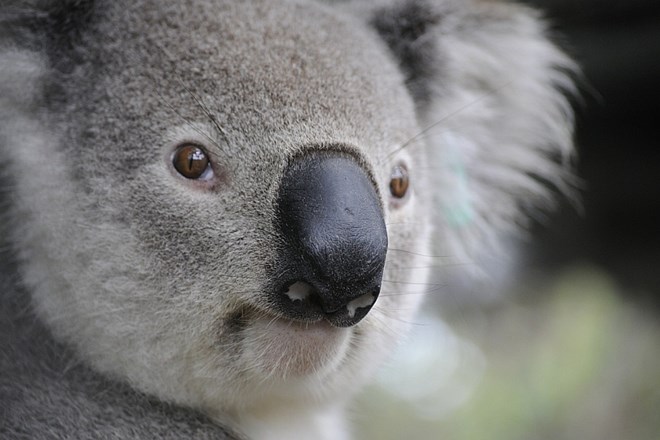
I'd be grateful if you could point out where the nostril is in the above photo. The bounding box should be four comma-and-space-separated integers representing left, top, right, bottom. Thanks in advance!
278, 281, 325, 322
277, 278, 380, 327
284, 281, 315, 304
346, 292, 376, 319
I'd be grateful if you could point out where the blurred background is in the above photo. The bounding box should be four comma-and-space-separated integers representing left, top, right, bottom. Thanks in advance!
356, 1, 660, 438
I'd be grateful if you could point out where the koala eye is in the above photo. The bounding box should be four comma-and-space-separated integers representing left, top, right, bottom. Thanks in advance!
172, 144, 211, 179
389, 165, 409, 199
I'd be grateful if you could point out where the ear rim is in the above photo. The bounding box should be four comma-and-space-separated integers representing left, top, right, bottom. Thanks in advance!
370, 0, 446, 106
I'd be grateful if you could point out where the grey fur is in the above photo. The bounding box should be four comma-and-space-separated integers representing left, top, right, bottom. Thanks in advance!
0, 261, 242, 439
0, 0, 575, 438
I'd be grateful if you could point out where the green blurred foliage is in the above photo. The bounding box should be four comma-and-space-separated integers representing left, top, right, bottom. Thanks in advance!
354, 266, 660, 440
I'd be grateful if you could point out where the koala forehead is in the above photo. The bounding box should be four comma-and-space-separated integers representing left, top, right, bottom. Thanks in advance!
66, 0, 419, 177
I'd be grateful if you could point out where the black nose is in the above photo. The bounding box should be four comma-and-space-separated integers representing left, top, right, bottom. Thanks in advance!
273, 152, 388, 327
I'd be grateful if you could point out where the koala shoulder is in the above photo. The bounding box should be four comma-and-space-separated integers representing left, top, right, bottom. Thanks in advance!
0, 1, 576, 439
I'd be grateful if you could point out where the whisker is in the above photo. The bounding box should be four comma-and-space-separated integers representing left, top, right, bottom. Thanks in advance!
385, 221, 429, 227
380, 290, 437, 298
370, 307, 426, 327
380, 282, 446, 297
175, 79, 232, 148
380, 79, 514, 163
152, 86, 225, 150
387, 248, 451, 259
382, 279, 443, 286
395, 262, 477, 270
124, 46, 231, 158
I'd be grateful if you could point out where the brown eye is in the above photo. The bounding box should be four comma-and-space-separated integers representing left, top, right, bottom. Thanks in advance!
172, 144, 210, 179
389, 165, 409, 199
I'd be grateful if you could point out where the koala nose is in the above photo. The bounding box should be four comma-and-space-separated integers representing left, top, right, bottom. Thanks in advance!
274, 152, 388, 327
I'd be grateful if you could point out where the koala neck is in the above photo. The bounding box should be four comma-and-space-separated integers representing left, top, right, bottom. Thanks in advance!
229, 401, 349, 440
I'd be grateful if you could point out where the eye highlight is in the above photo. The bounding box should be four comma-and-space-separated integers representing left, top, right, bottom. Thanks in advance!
172, 144, 210, 179
389, 165, 409, 199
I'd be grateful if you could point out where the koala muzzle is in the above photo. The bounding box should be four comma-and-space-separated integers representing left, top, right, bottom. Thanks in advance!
274, 152, 388, 328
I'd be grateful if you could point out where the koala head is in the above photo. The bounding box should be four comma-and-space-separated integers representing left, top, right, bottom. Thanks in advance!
0, 0, 574, 435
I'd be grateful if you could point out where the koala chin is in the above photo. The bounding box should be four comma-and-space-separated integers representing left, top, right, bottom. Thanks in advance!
0, 0, 575, 439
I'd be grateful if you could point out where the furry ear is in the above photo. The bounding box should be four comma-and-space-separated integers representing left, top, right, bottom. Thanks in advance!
1, 1, 96, 64
372, 0, 577, 273
371, 0, 444, 106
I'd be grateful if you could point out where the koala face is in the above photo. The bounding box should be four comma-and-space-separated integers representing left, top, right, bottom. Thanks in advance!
5, 0, 432, 417
0, 0, 575, 436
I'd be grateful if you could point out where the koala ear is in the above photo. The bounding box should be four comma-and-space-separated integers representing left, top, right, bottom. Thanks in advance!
1, 1, 95, 56
370, 0, 444, 106
372, 0, 577, 270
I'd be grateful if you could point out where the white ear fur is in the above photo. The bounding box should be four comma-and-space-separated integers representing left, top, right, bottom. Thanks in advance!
423, 2, 577, 274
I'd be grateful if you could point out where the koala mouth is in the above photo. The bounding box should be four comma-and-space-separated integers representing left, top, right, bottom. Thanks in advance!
237, 304, 353, 379
280, 281, 377, 327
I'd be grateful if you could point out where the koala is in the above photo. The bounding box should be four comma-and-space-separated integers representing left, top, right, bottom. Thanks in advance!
0, 0, 575, 439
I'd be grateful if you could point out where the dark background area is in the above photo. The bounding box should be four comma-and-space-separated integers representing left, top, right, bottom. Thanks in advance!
522, 0, 660, 305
